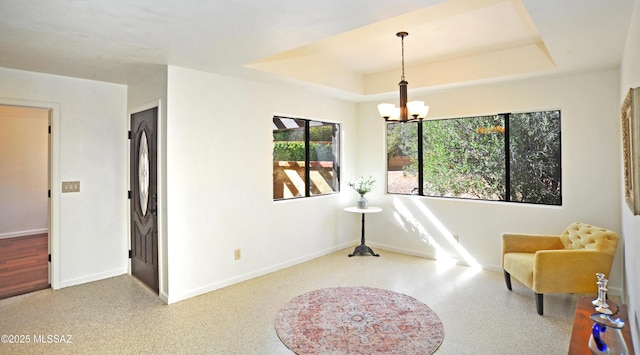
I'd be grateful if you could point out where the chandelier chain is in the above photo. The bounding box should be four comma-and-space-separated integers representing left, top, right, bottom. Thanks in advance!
401, 35, 405, 81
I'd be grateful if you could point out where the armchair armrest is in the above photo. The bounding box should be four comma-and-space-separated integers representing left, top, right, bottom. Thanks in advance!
502, 233, 564, 255
533, 249, 614, 294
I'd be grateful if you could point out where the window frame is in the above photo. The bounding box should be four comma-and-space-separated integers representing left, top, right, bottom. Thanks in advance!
272, 115, 341, 201
386, 110, 562, 206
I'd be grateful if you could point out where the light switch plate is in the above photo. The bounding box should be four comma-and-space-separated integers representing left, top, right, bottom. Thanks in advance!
62, 181, 80, 193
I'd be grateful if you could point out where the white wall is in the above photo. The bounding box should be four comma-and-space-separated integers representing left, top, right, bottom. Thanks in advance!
164, 66, 359, 303
0, 67, 128, 288
0, 107, 48, 237
620, 0, 640, 349
356, 70, 624, 289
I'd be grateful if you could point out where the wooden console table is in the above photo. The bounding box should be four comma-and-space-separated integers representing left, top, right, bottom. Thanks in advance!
568, 297, 635, 354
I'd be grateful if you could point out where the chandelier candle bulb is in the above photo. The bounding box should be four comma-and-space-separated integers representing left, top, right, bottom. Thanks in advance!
377, 103, 396, 120
407, 101, 424, 117
392, 107, 401, 120
419, 106, 429, 118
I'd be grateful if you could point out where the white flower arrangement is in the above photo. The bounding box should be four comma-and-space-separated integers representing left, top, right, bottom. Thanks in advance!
348, 175, 376, 195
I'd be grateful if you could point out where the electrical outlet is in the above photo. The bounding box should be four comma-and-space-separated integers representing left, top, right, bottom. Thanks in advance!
234, 249, 241, 260
62, 181, 80, 193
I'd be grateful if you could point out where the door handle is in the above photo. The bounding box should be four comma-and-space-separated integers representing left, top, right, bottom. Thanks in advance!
149, 194, 157, 216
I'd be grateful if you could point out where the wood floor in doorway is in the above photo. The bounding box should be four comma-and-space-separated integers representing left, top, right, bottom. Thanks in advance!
0, 233, 49, 299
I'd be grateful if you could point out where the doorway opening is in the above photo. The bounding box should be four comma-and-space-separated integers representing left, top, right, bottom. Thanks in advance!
0, 105, 51, 299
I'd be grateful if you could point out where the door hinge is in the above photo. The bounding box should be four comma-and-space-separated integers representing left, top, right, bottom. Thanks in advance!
48, 189, 51, 198
48, 125, 51, 134
48, 254, 51, 262
128, 190, 132, 199
128, 130, 132, 139
128, 250, 132, 259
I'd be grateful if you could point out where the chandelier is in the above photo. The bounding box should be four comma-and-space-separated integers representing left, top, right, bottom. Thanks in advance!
378, 32, 429, 122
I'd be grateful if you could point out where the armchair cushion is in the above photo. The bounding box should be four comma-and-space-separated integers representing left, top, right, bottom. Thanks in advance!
503, 252, 535, 288
560, 222, 619, 255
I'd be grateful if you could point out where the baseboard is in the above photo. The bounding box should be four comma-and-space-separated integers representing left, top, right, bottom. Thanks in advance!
159, 291, 169, 304
367, 242, 436, 260
58, 268, 128, 289
0, 228, 48, 240
166, 241, 354, 304
607, 286, 622, 297
368, 241, 503, 272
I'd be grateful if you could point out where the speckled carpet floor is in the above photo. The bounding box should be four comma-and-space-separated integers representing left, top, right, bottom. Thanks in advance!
0, 248, 589, 354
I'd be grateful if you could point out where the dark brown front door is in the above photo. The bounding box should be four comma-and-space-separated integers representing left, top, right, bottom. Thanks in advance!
130, 108, 158, 293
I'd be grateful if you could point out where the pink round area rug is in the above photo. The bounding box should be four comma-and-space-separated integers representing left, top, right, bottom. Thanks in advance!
275, 287, 444, 354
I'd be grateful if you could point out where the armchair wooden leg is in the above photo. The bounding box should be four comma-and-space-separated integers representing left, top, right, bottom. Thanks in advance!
536, 293, 544, 315
503, 270, 512, 291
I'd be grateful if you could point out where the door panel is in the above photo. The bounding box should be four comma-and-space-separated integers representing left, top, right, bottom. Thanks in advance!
130, 108, 158, 293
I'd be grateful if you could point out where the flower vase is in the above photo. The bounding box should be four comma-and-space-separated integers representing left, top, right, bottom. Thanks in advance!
357, 194, 368, 209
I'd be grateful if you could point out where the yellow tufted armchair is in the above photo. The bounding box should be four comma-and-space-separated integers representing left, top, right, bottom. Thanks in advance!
501, 222, 619, 315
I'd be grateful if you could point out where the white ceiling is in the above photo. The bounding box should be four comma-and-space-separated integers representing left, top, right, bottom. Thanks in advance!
0, 0, 634, 102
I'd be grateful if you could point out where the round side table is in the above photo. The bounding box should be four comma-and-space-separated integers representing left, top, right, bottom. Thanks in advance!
344, 206, 382, 257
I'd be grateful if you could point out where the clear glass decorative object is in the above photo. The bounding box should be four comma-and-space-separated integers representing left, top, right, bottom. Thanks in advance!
588, 313, 628, 354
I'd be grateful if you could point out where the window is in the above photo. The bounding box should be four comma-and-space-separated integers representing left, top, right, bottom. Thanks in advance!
273, 116, 340, 200
387, 110, 561, 205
